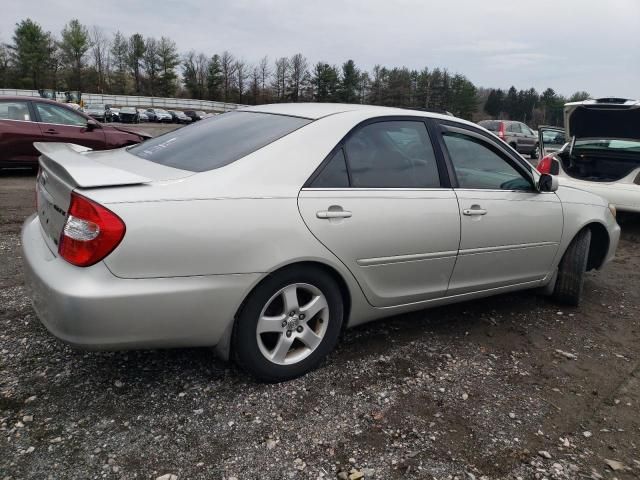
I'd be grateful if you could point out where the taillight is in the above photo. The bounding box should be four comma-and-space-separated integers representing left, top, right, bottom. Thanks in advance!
537, 155, 554, 174
497, 122, 506, 140
58, 192, 125, 267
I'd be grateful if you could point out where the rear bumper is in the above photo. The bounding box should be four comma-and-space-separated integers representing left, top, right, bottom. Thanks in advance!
21, 214, 260, 350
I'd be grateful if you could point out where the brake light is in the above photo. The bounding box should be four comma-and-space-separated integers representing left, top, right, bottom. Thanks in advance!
497, 122, 506, 140
58, 192, 125, 267
537, 155, 554, 174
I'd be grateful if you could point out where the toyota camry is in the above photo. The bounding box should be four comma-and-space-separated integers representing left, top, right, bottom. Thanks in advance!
22, 103, 620, 381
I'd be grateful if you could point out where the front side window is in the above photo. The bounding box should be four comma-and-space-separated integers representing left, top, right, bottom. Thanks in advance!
0, 101, 31, 121
344, 121, 441, 188
129, 111, 311, 172
35, 103, 87, 126
443, 131, 532, 191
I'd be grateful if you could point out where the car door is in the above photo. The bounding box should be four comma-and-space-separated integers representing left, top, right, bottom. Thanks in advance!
506, 122, 523, 150
436, 122, 563, 295
298, 118, 461, 307
0, 99, 43, 167
539, 127, 567, 156
33, 101, 106, 150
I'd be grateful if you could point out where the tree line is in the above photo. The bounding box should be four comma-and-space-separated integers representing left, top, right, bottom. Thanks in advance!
1, 18, 590, 124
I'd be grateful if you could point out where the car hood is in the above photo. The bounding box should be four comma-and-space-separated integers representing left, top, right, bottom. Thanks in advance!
104, 125, 152, 139
566, 103, 640, 140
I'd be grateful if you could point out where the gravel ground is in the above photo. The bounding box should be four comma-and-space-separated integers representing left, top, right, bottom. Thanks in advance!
1, 161, 639, 479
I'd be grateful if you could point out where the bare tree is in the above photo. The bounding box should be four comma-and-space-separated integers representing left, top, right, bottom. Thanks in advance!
288, 53, 308, 102
272, 57, 289, 102
89, 26, 110, 93
143, 37, 159, 95
220, 51, 237, 102
258, 56, 270, 101
235, 60, 246, 104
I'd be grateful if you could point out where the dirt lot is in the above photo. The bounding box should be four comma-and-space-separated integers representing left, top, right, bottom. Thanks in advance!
1, 152, 639, 479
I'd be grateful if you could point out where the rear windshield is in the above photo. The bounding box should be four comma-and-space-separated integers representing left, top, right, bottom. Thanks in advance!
479, 120, 500, 131
129, 111, 312, 172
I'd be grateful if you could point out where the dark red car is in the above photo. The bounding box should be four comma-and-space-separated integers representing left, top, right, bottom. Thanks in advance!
0, 96, 151, 169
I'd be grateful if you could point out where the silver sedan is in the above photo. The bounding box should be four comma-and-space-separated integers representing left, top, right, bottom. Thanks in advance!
22, 103, 620, 381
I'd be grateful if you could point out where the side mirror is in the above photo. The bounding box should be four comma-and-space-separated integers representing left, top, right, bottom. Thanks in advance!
86, 119, 100, 131
538, 173, 558, 192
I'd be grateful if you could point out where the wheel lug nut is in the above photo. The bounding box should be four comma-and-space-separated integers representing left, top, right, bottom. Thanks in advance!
299, 314, 305, 320
286, 330, 292, 337
281, 321, 287, 328
296, 326, 303, 333
289, 311, 295, 317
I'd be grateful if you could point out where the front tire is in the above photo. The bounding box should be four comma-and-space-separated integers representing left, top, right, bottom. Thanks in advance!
553, 229, 592, 306
232, 266, 343, 382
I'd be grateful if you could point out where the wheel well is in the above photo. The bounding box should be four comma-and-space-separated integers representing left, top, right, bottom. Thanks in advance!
235, 261, 352, 327
585, 222, 610, 270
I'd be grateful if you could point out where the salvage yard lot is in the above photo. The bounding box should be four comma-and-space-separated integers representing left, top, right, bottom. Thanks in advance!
1, 162, 639, 478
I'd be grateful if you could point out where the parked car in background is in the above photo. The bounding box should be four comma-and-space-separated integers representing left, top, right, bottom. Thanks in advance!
146, 108, 172, 123
478, 120, 538, 159
118, 107, 140, 124
537, 98, 640, 213
184, 110, 206, 121
110, 108, 121, 122
22, 103, 619, 381
168, 110, 192, 124
84, 103, 114, 123
0, 96, 151, 169
137, 109, 149, 122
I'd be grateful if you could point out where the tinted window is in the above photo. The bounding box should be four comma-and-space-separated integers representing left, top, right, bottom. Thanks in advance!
479, 120, 499, 132
344, 121, 440, 188
311, 149, 349, 188
0, 101, 31, 121
36, 103, 86, 126
129, 111, 311, 172
443, 132, 531, 191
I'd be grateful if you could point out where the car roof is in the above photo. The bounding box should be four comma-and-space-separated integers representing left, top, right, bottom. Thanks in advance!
239, 102, 467, 123
0, 95, 67, 106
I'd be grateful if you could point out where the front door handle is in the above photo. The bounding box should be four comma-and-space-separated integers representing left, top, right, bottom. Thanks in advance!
317, 210, 352, 219
44, 129, 59, 135
463, 206, 487, 216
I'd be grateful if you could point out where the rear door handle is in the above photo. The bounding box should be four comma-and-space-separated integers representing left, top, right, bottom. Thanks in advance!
316, 210, 352, 219
463, 207, 487, 216
44, 129, 59, 135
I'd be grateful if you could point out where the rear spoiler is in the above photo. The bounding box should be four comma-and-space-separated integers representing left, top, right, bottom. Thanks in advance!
35, 142, 151, 188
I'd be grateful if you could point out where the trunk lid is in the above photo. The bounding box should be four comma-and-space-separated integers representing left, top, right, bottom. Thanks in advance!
34, 142, 192, 254
565, 99, 640, 140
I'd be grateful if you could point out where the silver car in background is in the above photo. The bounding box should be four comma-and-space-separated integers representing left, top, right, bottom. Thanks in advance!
23, 104, 620, 381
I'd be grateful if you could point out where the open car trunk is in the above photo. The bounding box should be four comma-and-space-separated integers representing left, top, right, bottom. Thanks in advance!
558, 149, 640, 183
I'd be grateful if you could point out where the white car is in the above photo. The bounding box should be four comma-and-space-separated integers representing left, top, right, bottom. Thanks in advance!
538, 98, 640, 213
23, 103, 620, 381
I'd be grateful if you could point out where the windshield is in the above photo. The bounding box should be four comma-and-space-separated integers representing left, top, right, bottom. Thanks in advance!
128, 111, 311, 172
121, 107, 136, 113
575, 139, 640, 151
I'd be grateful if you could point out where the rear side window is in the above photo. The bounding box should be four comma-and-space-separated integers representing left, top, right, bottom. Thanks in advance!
0, 101, 31, 121
344, 121, 441, 188
311, 149, 349, 188
129, 111, 311, 172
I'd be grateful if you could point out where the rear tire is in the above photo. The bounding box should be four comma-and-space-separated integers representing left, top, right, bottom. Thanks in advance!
530, 144, 539, 160
553, 228, 592, 306
232, 266, 343, 382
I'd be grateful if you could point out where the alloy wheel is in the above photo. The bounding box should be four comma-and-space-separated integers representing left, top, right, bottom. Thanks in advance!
256, 283, 329, 365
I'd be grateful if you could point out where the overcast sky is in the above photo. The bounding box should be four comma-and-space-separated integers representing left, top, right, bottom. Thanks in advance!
3, 0, 639, 98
